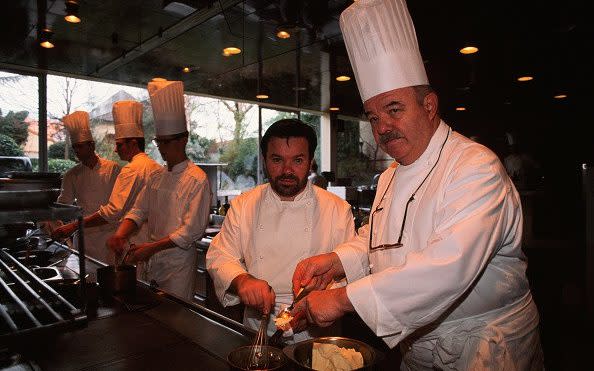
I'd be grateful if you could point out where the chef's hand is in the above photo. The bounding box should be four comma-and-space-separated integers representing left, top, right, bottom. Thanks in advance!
291, 287, 354, 328
106, 234, 128, 255
292, 252, 345, 295
231, 274, 276, 315
125, 243, 155, 264
288, 310, 307, 333
51, 223, 76, 240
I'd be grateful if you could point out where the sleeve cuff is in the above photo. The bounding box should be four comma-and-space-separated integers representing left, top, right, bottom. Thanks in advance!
334, 244, 369, 283
123, 209, 144, 228
213, 265, 248, 307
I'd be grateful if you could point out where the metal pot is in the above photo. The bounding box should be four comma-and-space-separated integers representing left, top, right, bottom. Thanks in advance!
282, 337, 381, 371
227, 345, 288, 371
96, 264, 136, 298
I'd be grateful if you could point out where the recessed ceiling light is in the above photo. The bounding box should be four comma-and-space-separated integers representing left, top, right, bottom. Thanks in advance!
553, 94, 567, 99
517, 76, 533, 82
459, 46, 478, 54
256, 94, 269, 99
39, 28, 54, 49
276, 30, 290, 39
455, 107, 466, 111
64, 1, 81, 23
336, 75, 351, 82
222, 47, 241, 56
329, 107, 340, 111
182, 66, 191, 73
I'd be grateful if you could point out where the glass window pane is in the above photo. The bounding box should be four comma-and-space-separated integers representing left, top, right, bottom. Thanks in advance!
336, 118, 391, 187
46, 75, 148, 174
0, 70, 38, 175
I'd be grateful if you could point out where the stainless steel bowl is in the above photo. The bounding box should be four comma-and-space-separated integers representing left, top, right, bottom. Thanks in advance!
227, 345, 288, 370
283, 337, 380, 371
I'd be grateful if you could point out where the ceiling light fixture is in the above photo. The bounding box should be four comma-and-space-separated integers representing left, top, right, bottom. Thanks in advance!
182, 66, 191, 73
455, 107, 466, 111
517, 76, 533, 82
554, 94, 567, 99
276, 30, 290, 39
459, 46, 478, 54
329, 107, 340, 111
39, 28, 54, 49
336, 75, 351, 82
256, 93, 269, 99
222, 47, 241, 56
64, 1, 81, 23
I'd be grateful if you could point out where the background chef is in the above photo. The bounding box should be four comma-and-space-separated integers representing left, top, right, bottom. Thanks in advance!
56, 111, 120, 263
108, 79, 211, 300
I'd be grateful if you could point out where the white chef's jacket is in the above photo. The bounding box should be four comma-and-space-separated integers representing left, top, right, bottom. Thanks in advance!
98, 152, 161, 247
206, 182, 355, 340
125, 160, 211, 300
58, 156, 120, 263
335, 122, 543, 369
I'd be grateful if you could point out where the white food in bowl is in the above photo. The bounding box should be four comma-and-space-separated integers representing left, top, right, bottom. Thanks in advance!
312, 342, 363, 371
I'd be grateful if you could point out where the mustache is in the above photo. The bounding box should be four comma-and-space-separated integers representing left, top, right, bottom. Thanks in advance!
379, 131, 402, 144
275, 174, 299, 182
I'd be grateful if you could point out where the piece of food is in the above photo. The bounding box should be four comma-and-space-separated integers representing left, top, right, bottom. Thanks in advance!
311, 343, 364, 371
273, 310, 293, 331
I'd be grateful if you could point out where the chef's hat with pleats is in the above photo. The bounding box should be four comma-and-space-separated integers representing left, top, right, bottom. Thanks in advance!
340, 0, 428, 103
63, 111, 93, 144
112, 100, 144, 139
148, 79, 187, 136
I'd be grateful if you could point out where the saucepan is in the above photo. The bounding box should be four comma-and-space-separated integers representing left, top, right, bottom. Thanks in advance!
283, 337, 381, 371
96, 264, 136, 301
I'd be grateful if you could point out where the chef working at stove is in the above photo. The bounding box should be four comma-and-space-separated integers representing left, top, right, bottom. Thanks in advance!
56, 111, 120, 263
52, 100, 161, 267
290, 0, 544, 369
107, 79, 211, 300
206, 119, 355, 342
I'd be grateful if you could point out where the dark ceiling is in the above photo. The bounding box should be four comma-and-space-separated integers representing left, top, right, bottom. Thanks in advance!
1, 0, 593, 158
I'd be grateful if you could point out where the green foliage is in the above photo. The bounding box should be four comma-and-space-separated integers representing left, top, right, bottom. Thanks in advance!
0, 133, 24, 156
0, 110, 29, 146
187, 133, 215, 163
48, 158, 76, 173
220, 137, 258, 180
48, 141, 76, 160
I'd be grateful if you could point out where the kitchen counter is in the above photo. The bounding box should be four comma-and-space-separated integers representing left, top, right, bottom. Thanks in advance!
7, 244, 253, 371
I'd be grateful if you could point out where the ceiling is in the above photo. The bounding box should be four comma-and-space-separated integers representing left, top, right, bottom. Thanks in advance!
1, 0, 592, 158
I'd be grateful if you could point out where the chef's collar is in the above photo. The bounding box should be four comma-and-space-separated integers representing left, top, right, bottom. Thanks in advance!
267, 179, 313, 205
168, 159, 189, 174
399, 120, 450, 171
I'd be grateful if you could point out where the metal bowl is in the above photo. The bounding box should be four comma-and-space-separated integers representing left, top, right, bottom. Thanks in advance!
227, 345, 288, 370
283, 337, 380, 371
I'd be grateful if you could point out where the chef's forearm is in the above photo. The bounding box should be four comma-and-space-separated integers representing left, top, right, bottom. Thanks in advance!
82, 212, 108, 228
114, 218, 139, 240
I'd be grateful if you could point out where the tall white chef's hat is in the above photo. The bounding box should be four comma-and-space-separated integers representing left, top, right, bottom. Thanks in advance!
63, 111, 93, 144
340, 0, 428, 103
112, 100, 144, 139
147, 78, 187, 136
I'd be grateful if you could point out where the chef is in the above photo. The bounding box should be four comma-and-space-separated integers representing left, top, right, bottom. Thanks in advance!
291, 0, 544, 369
206, 119, 355, 342
107, 79, 211, 300
56, 111, 120, 262
53, 100, 161, 265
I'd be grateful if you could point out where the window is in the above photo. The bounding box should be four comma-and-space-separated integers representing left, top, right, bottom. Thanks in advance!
0, 70, 39, 172
335, 118, 390, 187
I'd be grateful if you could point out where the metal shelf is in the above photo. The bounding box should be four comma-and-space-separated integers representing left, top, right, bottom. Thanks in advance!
0, 203, 82, 224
